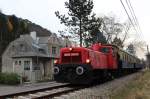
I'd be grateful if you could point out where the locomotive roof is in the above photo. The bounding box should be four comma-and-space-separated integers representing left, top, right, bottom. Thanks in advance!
61, 44, 140, 60
61, 47, 89, 51
101, 44, 140, 60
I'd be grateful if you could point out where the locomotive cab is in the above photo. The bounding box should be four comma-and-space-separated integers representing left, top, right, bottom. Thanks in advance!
91, 43, 118, 69
54, 47, 93, 84
100, 46, 118, 69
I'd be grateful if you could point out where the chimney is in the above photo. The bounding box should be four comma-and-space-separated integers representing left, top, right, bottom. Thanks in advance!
20, 35, 24, 38
30, 31, 37, 41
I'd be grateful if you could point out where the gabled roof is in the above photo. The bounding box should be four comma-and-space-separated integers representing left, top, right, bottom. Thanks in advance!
38, 37, 50, 44
9, 35, 49, 58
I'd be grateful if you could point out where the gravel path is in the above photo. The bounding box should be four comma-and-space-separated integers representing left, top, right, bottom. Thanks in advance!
54, 71, 143, 99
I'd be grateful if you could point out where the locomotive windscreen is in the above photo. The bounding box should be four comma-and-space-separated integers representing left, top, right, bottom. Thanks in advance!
61, 52, 81, 63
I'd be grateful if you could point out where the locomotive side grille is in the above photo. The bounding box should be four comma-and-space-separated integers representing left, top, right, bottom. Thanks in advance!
62, 52, 81, 63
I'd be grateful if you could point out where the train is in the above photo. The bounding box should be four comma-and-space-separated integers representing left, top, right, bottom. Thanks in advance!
53, 43, 144, 84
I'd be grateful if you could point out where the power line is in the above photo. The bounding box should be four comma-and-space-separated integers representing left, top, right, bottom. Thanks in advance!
122, 23, 130, 44
125, 0, 137, 29
120, 0, 143, 41
125, 0, 142, 41
126, 0, 145, 40
121, 0, 141, 40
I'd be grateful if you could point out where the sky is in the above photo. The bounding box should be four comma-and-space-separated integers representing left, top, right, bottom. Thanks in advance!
0, 0, 149, 58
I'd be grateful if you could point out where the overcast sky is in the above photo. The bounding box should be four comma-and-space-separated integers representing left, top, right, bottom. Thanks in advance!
0, 0, 149, 57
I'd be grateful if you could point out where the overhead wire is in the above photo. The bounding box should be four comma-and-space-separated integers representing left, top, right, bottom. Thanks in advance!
120, 0, 148, 55
125, 0, 144, 41
126, 0, 145, 41
120, 0, 143, 42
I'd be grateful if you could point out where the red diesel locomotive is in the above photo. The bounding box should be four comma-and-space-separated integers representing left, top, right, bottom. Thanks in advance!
53, 43, 143, 84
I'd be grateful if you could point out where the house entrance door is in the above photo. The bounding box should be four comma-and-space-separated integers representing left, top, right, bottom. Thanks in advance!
23, 60, 31, 82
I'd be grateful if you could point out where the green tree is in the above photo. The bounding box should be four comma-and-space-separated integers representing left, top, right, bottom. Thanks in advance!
112, 37, 123, 47
85, 29, 107, 47
0, 13, 29, 72
55, 0, 104, 47
83, 15, 107, 46
0, 12, 10, 71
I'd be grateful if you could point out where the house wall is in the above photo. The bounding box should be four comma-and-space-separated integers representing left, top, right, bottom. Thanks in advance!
2, 33, 73, 83
13, 58, 32, 82
49, 59, 54, 79
44, 60, 53, 79
47, 35, 72, 80
12, 58, 45, 82
2, 44, 15, 73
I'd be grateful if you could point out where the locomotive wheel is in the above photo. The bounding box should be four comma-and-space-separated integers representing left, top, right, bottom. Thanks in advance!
54, 66, 60, 75
76, 66, 84, 75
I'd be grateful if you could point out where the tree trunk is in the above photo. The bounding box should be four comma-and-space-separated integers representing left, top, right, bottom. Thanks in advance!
0, 42, 3, 72
122, 26, 129, 45
79, 19, 82, 47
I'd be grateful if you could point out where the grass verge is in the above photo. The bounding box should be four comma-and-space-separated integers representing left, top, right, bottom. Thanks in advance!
111, 70, 150, 99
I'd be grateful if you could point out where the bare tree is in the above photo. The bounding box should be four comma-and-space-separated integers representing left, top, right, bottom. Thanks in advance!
132, 40, 146, 51
126, 40, 146, 57
101, 15, 132, 48
102, 16, 123, 43
121, 21, 131, 45
126, 43, 136, 55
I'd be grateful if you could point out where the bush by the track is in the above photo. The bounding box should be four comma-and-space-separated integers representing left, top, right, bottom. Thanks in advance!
0, 72, 20, 85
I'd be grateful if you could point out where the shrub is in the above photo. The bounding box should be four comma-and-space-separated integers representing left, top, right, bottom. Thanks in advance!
0, 72, 20, 85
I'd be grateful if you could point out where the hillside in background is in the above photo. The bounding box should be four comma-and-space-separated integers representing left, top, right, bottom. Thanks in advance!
22, 19, 52, 37
0, 12, 52, 71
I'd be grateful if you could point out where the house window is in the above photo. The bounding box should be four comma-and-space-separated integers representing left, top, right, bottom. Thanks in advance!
24, 61, 30, 70
15, 61, 18, 65
19, 61, 21, 65
58, 46, 62, 54
52, 47, 56, 55
33, 65, 40, 70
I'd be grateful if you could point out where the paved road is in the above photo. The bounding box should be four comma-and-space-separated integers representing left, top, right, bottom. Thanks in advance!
0, 81, 65, 96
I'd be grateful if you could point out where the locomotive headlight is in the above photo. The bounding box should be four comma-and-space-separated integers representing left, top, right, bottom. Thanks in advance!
76, 66, 84, 75
54, 67, 60, 75
86, 59, 91, 64
69, 48, 72, 51
54, 59, 58, 64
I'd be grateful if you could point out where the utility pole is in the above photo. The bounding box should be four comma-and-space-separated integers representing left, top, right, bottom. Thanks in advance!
146, 45, 150, 69
147, 45, 150, 54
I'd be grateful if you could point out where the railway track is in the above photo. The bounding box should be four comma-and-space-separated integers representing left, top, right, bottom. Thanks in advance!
0, 71, 143, 99
17, 86, 83, 99
51, 71, 144, 99
0, 82, 85, 99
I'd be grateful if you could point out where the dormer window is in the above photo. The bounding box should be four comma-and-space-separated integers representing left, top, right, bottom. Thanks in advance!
39, 48, 45, 54
20, 44, 25, 51
12, 45, 15, 51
